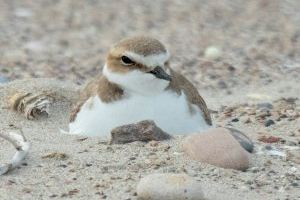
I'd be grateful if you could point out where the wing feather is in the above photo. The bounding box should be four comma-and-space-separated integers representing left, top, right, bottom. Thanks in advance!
167, 69, 212, 125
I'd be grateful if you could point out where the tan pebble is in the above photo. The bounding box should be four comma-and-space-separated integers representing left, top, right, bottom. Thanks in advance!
182, 128, 250, 170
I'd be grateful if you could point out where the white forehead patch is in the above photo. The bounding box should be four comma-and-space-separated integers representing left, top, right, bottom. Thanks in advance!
124, 51, 170, 67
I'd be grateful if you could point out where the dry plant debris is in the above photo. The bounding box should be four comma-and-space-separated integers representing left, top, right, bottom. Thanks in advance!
41, 152, 69, 160
0, 130, 30, 175
8, 91, 55, 119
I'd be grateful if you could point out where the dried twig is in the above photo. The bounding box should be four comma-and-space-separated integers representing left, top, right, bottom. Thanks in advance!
0, 130, 30, 175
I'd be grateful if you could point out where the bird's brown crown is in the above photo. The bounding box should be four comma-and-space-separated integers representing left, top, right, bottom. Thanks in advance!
110, 36, 167, 56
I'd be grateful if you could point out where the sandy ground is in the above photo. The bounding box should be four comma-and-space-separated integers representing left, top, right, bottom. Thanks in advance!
0, 0, 299, 200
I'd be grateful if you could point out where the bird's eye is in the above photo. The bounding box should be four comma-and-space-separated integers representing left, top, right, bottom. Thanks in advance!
121, 56, 134, 65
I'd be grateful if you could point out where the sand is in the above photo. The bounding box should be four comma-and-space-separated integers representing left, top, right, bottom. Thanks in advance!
0, 1, 299, 200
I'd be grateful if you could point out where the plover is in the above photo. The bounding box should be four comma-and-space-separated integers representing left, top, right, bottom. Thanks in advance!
69, 36, 212, 136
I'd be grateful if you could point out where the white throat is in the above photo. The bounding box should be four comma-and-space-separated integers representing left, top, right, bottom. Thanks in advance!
102, 64, 170, 96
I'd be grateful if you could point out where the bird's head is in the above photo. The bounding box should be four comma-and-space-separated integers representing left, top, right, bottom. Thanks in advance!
103, 36, 171, 95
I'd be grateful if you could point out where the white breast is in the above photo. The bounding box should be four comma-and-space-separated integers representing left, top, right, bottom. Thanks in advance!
68, 91, 210, 137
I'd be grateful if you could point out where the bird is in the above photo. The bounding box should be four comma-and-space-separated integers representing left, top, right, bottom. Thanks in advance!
68, 36, 212, 136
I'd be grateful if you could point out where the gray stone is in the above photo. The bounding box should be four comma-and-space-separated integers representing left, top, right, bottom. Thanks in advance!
137, 173, 205, 200
264, 119, 275, 127
110, 120, 171, 144
226, 127, 254, 153
257, 102, 273, 110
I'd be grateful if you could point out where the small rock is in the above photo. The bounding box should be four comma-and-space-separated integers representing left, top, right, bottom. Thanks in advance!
231, 118, 239, 122
204, 46, 222, 60
217, 80, 227, 89
264, 119, 275, 127
258, 136, 281, 143
257, 102, 273, 110
284, 97, 297, 104
227, 65, 236, 72
137, 173, 205, 200
226, 127, 254, 153
110, 120, 171, 144
182, 128, 250, 170
49, 194, 58, 198
76, 137, 88, 142
68, 189, 79, 196
265, 145, 273, 150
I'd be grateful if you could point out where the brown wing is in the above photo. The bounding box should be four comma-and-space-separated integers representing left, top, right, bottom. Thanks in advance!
69, 75, 100, 122
167, 69, 212, 125
69, 75, 124, 122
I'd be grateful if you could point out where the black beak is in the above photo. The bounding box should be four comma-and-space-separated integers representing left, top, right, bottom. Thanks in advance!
148, 66, 172, 81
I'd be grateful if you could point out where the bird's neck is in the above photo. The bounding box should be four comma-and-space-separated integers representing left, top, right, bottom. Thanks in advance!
102, 64, 170, 96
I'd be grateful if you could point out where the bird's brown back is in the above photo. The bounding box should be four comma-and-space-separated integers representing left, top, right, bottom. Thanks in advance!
69, 75, 124, 122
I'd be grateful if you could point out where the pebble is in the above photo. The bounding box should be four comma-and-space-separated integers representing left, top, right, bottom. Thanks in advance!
137, 173, 205, 200
231, 118, 239, 122
217, 80, 227, 89
109, 120, 171, 144
226, 127, 254, 153
265, 145, 273, 150
258, 135, 281, 143
182, 128, 250, 170
204, 46, 222, 60
257, 102, 273, 110
264, 119, 275, 127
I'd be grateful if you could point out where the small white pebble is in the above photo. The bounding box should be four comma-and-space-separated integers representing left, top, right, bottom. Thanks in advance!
204, 46, 222, 60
